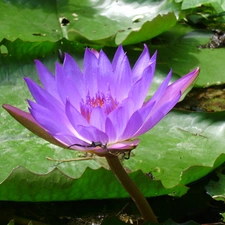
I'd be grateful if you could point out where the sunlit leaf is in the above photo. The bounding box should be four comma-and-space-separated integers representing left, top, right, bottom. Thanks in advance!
181, 0, 223, 10
0, 0, 180, 46
125, 110, 225, 188
149, 24, 225, 87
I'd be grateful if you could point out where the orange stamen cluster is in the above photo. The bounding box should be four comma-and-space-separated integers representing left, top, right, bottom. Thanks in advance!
80, 91, 118, 123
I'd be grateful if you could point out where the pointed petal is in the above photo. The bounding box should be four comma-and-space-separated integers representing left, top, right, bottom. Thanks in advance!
134, 92, 181, 137
63, 53, 85, 97
169, 67, 200, 94
127, 68, 199, 138
128, 65, 154, 110
83, 48, 98, 96
148, 70, 172, 104
65, 100, 89, 128
112, 45, 125, 70
97, 50, 114, 93
55, 62, 81, 110
132, 45, 155, 83
114, 54, 132, 101
148, 68, 200, 113
2, 104, 66, 148
111, 46, 132, 100
35, 60, 59, 99
24, 77, 63, 111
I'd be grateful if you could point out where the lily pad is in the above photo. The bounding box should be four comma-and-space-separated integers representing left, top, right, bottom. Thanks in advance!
180, 0, 225, 11
125, 110, 225, 188
0, 0, 180, 46
149, 24, 225, 87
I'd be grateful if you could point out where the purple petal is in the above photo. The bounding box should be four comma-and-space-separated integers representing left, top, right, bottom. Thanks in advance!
24, 77, 63, 112
134, 92, 181, 137
132, 45, 156, 83
114, 56, 132, 101
121, 100, 156, 140
55, 62, 81, 110
29, 107, 63, 135
111, 46, 132, 100
105, 117, 117, 143
65, 100, 108, 143
147, 68, 199, 113
168, 67, 200, 95
28, 100, 73, 135
65, 100, 90, 128
76, 125, 108, 144
63, 53, 85, 97
35, 60, 59, 100
118, 97, 135, 119
128, 65, 154, 111
97, 50, 114, 93
83, 48, 98, 97
125, 68, 199, 138
90, 107, 107, 131
107, 106, 129, 142
112, 45, 125, 70
148, 70, 172, 105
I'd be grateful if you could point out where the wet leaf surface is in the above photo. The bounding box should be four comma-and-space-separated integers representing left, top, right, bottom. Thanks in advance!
0, 0, 180, 46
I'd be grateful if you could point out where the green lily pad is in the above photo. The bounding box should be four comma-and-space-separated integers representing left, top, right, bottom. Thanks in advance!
149, 23, 225, 87
180, 0, 224, 11
1, 37, 225, 201
0, 0, 180, 46
125, 110, 225, 188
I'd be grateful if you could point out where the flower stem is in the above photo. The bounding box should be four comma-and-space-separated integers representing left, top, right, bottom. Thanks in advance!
105, 155, 158, 223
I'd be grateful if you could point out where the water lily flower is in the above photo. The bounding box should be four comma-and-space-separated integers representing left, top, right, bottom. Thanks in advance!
3, 45, 199, 156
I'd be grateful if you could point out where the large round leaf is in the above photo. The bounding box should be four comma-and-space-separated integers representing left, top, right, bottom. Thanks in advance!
0, 0, 180, 46
125, 110, 225, 188
149, 24, 225, 87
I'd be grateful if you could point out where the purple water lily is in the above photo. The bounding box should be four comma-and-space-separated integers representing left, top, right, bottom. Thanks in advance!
3, 45, 199, 156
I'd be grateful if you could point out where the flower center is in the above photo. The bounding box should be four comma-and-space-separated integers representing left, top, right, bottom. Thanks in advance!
80, 90, 118, 122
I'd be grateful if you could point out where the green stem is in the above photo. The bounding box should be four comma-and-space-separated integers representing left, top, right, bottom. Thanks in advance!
105, 155, 158, 223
